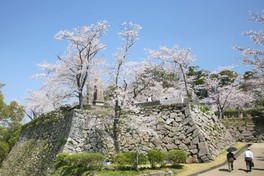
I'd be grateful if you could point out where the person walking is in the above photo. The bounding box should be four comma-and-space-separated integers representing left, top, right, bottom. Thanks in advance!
244, 147, 254, 172
226, 151, 235, 172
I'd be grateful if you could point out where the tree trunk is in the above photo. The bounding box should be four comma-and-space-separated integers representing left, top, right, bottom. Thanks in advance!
179, 64, 191, 98
113, 100, 120, 153
217, 105, 224, 119
79, 92, 83, 109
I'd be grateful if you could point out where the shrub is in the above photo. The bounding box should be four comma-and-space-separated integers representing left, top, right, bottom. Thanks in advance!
146, 149, 166, 168
245, 108, 263, 117
111, 153, 128, 168
67, 153, 105, 170
223, 108, 263, 118
55, 153, 105, 173
224, 110, 240, 117
112, 152, 147, 170
166, 149, 187, 166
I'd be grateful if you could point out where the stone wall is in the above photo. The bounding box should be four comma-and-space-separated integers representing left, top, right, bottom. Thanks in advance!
0, 103, 235, 175
62, 103, 234, 162
222, 117, 264, 142
120, 103, 234, 162
0, 111, 72, 176
62, 107, 115, 155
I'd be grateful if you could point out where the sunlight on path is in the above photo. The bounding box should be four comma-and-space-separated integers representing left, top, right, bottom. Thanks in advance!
197, 143, 264, 176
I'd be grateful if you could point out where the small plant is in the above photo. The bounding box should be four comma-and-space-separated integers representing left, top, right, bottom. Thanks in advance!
67, 153, 105, 169
53, 152, 105, 175
166, 149, 187, 166
146, 149, 166, 168
112, 152, 147, 170
199, 105, 210, 114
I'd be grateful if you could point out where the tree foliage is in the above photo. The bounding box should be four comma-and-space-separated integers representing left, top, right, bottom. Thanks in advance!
146, 45, 195, 98
26, 21, 109, 118
0, 84, 24, 163
25, 18, 264, 122
234, 10, 264, 101
234, 11, 264, 76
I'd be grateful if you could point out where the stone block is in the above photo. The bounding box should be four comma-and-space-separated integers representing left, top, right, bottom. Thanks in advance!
186, 125, 197, 133
200, 155, 210, 162
166, 143, 177, 150
174, 139, 181, 145
175, 116, 182, 122
190, 129, 199, 138
198, 143, 208, 156
170, 112, 178, 118
191, 136, 199, 144
179, 143, 188, 150
183, 138, 191, 145
190, 148, 198, 154
182, 117, 192, 125
185, 109, 191, 117
166, 118, 174, 124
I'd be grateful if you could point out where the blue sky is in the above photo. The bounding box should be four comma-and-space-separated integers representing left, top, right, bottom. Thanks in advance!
0, 0, 263, 104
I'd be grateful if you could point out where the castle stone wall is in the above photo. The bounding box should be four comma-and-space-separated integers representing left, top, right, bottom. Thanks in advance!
222, 117, 264, 142
63, 103, 234, 162
0, 103, 235, 175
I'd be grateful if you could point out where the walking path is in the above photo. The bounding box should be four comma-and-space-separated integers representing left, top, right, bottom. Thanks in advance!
195, 143, 264, 176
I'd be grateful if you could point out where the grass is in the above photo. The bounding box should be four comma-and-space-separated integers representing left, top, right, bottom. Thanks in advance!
95, 167, 183, 176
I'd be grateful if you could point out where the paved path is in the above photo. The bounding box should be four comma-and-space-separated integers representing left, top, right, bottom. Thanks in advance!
196, 143, 264, 176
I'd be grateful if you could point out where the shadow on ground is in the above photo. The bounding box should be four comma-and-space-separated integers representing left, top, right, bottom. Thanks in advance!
252, 168, 264, 171
256, 156, 264, 161
218, 168, 230, 172
238, 168, 249, 173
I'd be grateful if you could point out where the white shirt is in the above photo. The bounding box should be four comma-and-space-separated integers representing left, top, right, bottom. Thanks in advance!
147, 97, 152, 102
244, 150, 253, 159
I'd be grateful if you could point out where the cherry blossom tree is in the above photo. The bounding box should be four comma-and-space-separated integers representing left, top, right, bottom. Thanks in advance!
203, 67, 254, 118
32, 21, 109, 110
234, 11, 264, 101
130, 63, 187, 101
107, 22, 142, 152
25, 86, 70, 119
234, 11, 264, 75
225, 87, 255, 110
146, 46, 195, 98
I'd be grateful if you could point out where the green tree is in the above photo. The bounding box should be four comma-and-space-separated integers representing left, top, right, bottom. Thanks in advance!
0, 84, 24, 163
187, 66, 209, 98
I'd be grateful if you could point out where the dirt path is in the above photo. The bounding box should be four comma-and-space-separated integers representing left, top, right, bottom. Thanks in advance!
196, 143, 264, 176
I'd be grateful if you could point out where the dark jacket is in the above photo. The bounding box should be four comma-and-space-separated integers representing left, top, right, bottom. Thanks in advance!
227, 152, 235, 161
